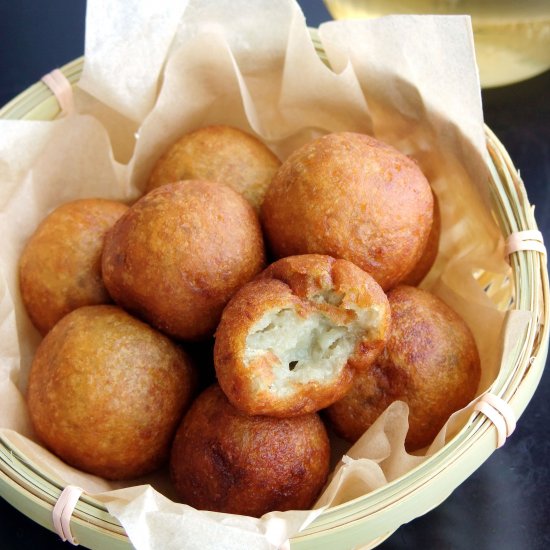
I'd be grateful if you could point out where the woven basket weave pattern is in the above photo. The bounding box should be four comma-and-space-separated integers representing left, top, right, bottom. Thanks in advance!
0, 54, 548, 550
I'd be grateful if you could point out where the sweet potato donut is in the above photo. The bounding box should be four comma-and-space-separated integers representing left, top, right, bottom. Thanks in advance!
146, 125, 281, 210
170, 384, 330, 517
261, 132, 434, 290
27, 305, 196, 480
214, 254, 391, 417
102, 180, 265, 340
401, 192, 441, 286
325, 285, 481, 452
19, 198, 128, 334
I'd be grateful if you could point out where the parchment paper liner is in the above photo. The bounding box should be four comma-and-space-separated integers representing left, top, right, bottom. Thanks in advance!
0, 1, 527, 548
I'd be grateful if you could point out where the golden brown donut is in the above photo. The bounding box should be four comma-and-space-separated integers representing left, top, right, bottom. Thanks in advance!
170, 385, 330, 517
325, 285, 481, 452
261, 132, 434, 290
27, 305, 196, 480
401, 192, 441, 286
19, 198, 128, 334
102, 180, 266, 340
214, 254, 391, 417
146, 125, 281, 210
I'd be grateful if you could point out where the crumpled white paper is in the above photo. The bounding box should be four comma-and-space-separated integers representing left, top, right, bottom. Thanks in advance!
102, 486, 326, 550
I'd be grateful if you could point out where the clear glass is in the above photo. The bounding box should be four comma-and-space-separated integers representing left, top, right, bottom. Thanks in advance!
323, 0, 550, 88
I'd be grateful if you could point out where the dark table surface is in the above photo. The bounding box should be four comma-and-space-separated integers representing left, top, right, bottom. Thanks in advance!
1, 2, 549, 549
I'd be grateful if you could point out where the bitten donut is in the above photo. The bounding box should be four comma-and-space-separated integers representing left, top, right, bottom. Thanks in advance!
146, 125, 281, 210
102, 180, 265, 340
214, 254, 391, 417
27, 305, 197, 480
261, 132, 434, 290
325, 285, 481, 452
19, 198, 128, 334
170, 385, 330, 517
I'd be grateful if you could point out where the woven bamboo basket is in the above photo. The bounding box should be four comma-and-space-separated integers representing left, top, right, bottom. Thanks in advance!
0, 40, 548, 550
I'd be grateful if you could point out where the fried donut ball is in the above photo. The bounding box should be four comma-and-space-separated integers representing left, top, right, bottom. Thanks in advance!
102, 181, 265, 340
214, 254, 391, 417
27, 305, 196, 480
19, 198, 128, 334
401, 193, 441, 286
146, 125, 281, 210
170, 385, 330, 517
261, 132, 434, 290
325, 285, 481, 452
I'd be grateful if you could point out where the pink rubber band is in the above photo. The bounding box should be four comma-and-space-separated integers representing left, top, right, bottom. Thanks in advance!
474, 393, 516, 448
505, 230, 546, 256
41, 69, 74, 116
52, 485, 83, 545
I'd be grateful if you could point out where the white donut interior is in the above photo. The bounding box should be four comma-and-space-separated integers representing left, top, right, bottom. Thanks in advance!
244, 295, 382, 395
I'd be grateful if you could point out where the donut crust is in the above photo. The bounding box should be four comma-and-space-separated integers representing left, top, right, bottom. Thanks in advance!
27, 305, 196, 480
261, 132, 434, 290
102, 180, 265, 340
146, 125, 281, 210
19, 198, 128, 334
325, 285, 481, 451
214, 254, 390, 417
401, 192, 441, 286
170, 385, 330, 517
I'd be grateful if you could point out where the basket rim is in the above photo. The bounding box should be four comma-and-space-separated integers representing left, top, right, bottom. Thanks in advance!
1, 48, 548, 548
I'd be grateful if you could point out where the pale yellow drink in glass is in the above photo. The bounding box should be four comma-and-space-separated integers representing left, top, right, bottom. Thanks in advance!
323, 0, 550, 87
